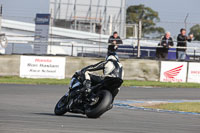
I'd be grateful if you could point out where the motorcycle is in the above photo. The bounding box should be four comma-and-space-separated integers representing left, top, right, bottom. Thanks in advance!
54, 72, 123, 118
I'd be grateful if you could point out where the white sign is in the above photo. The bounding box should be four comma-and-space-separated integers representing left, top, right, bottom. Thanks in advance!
187, 62, 200, 83
34, 14, 50, 55
20, 56, 66, 79
160, 61, 187, 82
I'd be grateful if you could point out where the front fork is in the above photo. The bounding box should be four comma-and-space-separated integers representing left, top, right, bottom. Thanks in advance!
67, 90, 85, 111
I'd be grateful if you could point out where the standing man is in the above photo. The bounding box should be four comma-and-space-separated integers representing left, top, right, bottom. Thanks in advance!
159, 31, 174, 59
108, 31, 123, 45
177, 28, 193, 60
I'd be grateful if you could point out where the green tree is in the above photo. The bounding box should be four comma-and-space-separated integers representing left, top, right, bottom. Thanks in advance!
189, 24, 200, 41
126, 4, 165, 38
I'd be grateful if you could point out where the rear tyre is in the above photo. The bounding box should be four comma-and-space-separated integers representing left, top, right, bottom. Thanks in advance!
54, 95, 69, 115
85, 90, 112, 118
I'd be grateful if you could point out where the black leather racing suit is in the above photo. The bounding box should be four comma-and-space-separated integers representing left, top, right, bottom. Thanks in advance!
81, 55, 124, 98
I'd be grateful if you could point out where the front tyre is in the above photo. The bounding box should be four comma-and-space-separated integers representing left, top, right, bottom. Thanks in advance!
86, 90, 112, 118
54, 95, 69, 115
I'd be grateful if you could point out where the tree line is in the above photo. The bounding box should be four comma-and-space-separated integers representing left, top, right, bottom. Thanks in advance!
126, 4, 200, 41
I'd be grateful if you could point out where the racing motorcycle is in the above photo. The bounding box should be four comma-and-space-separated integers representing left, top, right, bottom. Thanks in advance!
54, 72, 123, 118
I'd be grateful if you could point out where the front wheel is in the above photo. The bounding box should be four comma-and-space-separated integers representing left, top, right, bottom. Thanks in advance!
85, 90, 112, 118
54, 95, 69, 115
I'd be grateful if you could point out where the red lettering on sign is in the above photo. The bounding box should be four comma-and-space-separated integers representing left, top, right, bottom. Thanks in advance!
191, 71, 200, 74
35, 59, 52, 63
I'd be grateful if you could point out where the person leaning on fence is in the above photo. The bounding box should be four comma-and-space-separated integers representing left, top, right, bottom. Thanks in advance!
108, 31, 123, 45
156, 32, 174, 59
176, 28, 193, 60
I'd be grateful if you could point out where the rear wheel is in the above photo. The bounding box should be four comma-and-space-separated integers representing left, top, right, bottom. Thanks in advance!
54, 95, 69, 115
85, 90, 112, 118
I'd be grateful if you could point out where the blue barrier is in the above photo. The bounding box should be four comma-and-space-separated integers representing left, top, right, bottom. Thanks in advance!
116, 45, 135, 58
117, 45, 190, 60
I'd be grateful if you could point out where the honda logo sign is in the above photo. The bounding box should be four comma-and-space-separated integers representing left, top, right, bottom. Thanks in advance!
160, 61, 187, 82
187, 63, 200, 83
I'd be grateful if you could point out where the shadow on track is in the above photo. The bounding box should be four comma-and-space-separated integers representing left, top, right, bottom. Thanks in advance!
33, 112, 86, 118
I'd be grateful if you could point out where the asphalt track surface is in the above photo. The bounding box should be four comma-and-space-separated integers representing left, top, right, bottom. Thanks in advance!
0, 84, 200, 133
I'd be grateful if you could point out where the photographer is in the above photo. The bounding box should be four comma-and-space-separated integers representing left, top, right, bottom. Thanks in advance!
108, 32, 123, 45
156, 32, 174, 59
177, 28, 193, 60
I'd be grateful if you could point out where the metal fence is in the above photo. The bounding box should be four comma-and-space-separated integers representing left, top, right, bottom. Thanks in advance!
3, 40, 200, 62
5, 41, 108, 57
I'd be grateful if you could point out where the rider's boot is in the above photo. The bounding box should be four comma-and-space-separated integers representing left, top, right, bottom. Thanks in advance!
83, 79, 92, 95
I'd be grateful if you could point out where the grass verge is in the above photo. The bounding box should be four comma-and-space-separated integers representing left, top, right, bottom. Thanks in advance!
0, 76, 200, 88
123, 80, 200, 88
0, 76, 71, 85
144, 102, 200, 113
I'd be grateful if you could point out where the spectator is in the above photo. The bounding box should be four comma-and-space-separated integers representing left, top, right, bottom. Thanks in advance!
156, 32, 174, 59
177, 28, 193, 60
108, 31, 123, 45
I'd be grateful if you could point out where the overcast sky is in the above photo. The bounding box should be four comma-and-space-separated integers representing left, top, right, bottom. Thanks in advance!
1, 0, 200, 36
0, 0, 49, 22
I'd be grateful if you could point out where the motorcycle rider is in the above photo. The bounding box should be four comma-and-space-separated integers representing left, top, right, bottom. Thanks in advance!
79, 44, 124, 108
66, 44, 123, 112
